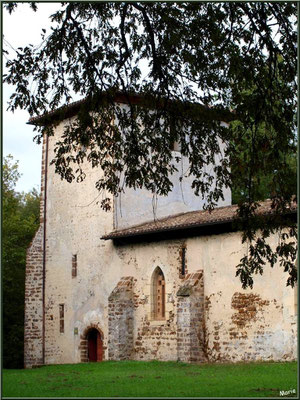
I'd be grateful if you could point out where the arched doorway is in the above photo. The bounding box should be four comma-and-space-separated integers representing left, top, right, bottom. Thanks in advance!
80, 326, 104, 362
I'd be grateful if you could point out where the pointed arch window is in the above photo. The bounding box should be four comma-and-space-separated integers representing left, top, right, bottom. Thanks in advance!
151, 267, 166, 320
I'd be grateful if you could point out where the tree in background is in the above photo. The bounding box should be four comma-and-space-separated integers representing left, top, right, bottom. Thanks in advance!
230, 120, 297, 205
3, 2, 297, 288
3, 155, 40, 368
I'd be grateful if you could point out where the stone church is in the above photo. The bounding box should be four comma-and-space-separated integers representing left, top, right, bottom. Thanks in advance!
24, 93, 297, 368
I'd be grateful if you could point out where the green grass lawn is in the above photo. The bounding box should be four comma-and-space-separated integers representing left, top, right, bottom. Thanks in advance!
2, 360, 298, 398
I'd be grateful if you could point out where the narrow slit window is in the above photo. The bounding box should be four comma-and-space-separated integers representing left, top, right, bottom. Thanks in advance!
294, 283, 298, 316
59, 304, 64, 333
181, 247, 186, 276
72, 254, 77, 277
170, 118, 181, 153
294, 260, 298, 316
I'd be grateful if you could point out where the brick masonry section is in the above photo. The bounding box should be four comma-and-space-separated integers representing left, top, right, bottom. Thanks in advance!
176, 270, 206, 362
24, 135, 47, 368
24, 225, 44, 368
108, 277, 134, 360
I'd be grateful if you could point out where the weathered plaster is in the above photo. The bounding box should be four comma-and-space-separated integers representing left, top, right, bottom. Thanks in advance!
24, 116, 297, 367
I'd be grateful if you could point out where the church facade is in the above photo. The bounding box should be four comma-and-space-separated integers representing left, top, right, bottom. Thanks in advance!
24, 96, 297, 368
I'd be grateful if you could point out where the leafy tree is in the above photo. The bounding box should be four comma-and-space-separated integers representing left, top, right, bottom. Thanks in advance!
231, 121, 297, 205
3, 2, 297, 288
3, 155, 40, 368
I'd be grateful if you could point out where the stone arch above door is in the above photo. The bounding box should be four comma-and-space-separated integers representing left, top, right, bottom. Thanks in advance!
79, 324, 104, 362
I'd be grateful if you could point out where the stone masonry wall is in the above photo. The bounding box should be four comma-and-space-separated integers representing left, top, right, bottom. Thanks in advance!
108, 277, 135, 360
116, 234, 296, 363
24, 135, 47, 368
24, 225, 44, 367
113, 241, 185, 362
34, 121, 116, 366
24, 114, 296, 366
177, 271, 206, 362
187, 232, 297, 362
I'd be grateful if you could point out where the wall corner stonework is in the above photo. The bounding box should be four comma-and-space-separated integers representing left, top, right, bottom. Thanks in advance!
24, 225, 44, 368
24, 134, 47, 368
108, 276, 135, 360
176, 270, 206, 362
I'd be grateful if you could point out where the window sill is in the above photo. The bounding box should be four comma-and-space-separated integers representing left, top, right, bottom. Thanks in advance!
149, 320, 166, 326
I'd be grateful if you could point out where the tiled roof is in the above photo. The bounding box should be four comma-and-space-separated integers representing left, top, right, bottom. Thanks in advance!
27, 93, 139, 125
27, 91, 235, 126
28, 98, 87, 126
101, 199, 297, 241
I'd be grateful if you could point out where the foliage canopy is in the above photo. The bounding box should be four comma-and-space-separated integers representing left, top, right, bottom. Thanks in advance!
3, 2, 297, 287
3, 155, 40, 368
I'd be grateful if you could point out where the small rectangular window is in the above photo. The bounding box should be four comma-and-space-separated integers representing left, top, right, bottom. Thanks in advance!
294, 284, 298, 316
171, 140, 181, 152
72, 254, 77, 277
59, 304, 64, 333
180, 247, 186, 276
170, 118, 181, 153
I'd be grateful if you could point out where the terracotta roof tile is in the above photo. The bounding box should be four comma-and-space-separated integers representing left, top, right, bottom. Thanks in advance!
101, 199, 297, 240
27, 91, 235, 126
28, 98, 87, 125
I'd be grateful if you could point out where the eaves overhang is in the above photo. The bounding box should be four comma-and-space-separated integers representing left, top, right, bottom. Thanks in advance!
101, 200, 297, 244
27, 91, 236, 127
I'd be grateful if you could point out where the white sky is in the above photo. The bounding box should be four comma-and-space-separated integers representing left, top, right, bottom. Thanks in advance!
3, 2, 60, 193
2, 2, 148, 193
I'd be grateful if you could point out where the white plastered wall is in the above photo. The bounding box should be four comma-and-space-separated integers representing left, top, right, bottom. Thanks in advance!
42, 116, 296, 364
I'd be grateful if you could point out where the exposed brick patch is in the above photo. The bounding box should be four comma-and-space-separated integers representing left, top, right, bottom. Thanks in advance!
204, 293, 286, 362
134, 313, 177, 360
108, 277, 134, 360
176, 270, 206, 362
231, 292, 270, 329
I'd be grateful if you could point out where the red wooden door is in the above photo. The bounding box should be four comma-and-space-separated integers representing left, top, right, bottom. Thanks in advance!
88, 329, 103, 362
96, 331, 103, 361
88, 330, 97, 362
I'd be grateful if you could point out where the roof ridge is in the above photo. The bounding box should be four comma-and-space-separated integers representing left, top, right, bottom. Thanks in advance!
27, 90, 235, 126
